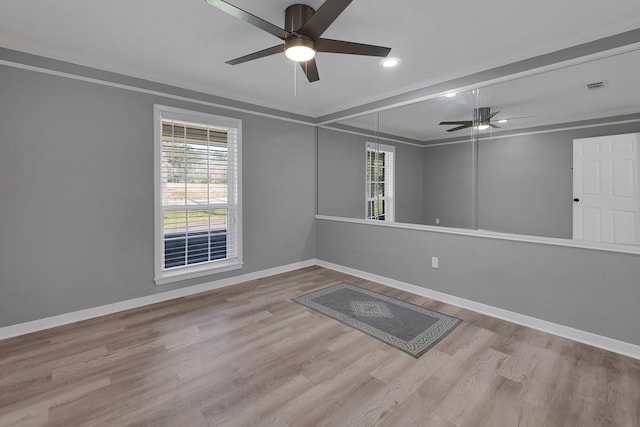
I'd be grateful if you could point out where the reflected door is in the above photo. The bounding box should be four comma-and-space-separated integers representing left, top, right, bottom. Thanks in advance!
573, 133, 640, 244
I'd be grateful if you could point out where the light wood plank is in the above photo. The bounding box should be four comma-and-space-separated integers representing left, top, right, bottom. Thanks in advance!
0, 266, 637, 426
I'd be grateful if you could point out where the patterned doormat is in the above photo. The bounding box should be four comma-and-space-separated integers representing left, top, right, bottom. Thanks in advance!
293, 282, 462, 358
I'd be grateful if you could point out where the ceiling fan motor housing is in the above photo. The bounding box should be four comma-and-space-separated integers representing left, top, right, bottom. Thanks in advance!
285, 4, 315, 34
474, 107, 491, 125
283, 4, 316, 61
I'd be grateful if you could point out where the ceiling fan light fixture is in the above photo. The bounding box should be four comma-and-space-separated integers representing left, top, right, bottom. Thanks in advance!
284, 37, 316, 62
208, 0, 392, 82
475, 124, 491, 130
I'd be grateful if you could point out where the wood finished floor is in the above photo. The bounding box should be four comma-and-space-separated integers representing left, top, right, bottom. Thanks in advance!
1, 266, 639, 427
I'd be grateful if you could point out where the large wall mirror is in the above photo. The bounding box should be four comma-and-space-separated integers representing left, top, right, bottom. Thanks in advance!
317, 47, 640, 247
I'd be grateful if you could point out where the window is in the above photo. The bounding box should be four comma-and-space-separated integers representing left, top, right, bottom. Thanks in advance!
366, 142, 395, 221
154, 105, 242, 284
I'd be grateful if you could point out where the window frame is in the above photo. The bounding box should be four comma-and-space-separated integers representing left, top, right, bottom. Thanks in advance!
365, 141, 395, 222
154, 104, 243, 285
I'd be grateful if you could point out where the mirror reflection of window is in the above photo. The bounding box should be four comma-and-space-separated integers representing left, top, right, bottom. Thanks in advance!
366, 142, 395, 221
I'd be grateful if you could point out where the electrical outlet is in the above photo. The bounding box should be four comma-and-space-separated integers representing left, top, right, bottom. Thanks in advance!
432, 256, 439, 269
435, 218, 440, 225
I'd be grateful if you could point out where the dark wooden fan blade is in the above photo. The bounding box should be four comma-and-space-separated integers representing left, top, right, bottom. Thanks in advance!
226, 45, 284, 65
298, 0, 353, 39
489, 123, 501, 128
501, 115, 535, 120
446, 124, 472, 132
439, 121, 472, 126
316, 39, 391, 57
205, 0, 291, 40
487, 111, 500, 120
300, 58, 320, 82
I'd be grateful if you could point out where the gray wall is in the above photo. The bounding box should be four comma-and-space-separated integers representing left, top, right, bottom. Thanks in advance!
423, 142, 474, 228
316, 218, 640, 346
317, 127, 424, 223
477, 133, 572, 238
0, 64, 316, 327
395, 143, 425, 224
317, 128, 366, 218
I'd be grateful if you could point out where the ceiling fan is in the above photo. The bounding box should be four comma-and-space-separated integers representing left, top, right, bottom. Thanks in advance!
439, 107, 532, 132
205, 0, 392, 83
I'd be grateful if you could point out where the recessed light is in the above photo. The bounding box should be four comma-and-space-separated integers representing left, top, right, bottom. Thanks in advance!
497, 119, 508, 124
381, 57, 400, 68
444, 92, 457, 98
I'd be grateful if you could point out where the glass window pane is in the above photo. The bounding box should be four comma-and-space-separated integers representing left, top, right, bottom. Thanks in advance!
164, 237, 185, 268
162, 140, 186, 206
188, 209, 209, 233
185, 143, 209, 205
209, 146, 228, 203
163, 210, 187, 269
211, 208, 227, 231
164, 210, 186, 236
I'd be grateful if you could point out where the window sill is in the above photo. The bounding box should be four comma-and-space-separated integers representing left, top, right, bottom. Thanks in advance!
155, 260, 243, 286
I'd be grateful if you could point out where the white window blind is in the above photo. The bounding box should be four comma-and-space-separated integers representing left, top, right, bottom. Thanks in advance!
154, 105, 242, 284
366, 142, 395, 221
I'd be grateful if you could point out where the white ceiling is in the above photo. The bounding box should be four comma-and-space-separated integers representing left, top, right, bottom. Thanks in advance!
339, 48, 640, 142
2, 0, 640, 117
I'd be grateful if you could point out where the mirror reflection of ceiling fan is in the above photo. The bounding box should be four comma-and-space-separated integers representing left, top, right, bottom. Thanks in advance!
205, 0, 392, 83
439, 107, 533, 132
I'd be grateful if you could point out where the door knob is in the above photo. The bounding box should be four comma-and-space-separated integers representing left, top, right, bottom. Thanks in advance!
573, 198, 580, 202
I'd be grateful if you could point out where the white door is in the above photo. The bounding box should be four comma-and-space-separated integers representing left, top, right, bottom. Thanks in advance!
573, 133, 640, 244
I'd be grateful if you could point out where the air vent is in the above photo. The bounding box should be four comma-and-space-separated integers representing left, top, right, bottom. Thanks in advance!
586, 81, 606, 90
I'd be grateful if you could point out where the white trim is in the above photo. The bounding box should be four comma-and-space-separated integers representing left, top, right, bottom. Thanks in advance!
315, 214, 640, 255
319, 115, 640, 150
365, 141, 396, 152
315, 43, 640, 126
2, 257, 639, 360
0, 59, 315, 127
3, 50, 639, 149
315, 259, 640, 360
320, 125, 424, 147
154, 105, 243, 284
3, 42, 640, 129
154, 261, 243, 286
423, 117, 640, 148
0, 260, 315, 341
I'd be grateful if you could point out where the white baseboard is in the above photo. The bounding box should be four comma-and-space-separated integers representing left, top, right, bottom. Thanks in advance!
3, 258, 639, 361
0, 259, 316, 340
316, 259, 640, 360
